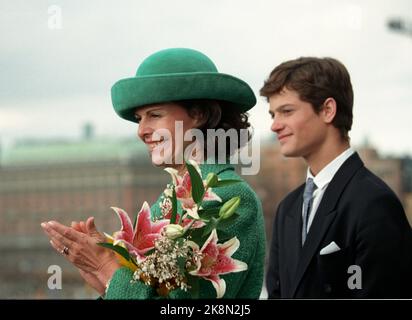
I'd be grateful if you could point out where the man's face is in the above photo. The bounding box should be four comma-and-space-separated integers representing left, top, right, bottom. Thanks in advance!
268, 88, 327, 159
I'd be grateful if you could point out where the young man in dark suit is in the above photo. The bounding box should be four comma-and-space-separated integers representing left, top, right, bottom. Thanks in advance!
260, 57, 412, 298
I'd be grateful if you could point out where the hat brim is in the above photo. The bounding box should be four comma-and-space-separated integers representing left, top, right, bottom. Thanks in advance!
111, 72, 256, 123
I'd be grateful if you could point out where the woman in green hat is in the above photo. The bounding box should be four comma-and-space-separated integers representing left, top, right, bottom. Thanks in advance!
41, 48, 266, 299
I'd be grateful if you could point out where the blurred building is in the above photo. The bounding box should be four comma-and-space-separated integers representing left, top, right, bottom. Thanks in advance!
0, 136, 410, 298
244, 140, 307, 240
358, 146, 403, 197
401, 157, 412, 226
246, 141, 412, 248
0, 137, 168, 298
358, 145, 412, 225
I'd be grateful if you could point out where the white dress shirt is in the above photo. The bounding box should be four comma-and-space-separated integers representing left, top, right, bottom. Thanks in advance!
304, 147, 355, 232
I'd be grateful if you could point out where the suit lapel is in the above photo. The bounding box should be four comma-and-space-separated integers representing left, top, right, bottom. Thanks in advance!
284, 188, 304, 295
290, 153, 364, 297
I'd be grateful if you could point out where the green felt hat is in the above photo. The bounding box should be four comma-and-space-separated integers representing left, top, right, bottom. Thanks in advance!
111, 48, 256, 122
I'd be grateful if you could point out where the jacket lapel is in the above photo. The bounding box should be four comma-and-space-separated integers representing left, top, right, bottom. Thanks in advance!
284, 187, 304, 296
290, 152, 364, 297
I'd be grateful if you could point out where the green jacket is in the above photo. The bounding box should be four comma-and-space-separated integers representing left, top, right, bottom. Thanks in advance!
105, 163, 266, 299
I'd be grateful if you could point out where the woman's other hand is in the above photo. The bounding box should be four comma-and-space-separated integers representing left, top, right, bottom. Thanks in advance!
71, 218, 108, 295
41, 217, 121, 292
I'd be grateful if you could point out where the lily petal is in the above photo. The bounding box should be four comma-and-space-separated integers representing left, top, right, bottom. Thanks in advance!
117, 240, 147, 261
203, 189, 222, 203
218, 237, 240, 257
200, 229, 219, 252
205, 275, 226, 299
133, 202, 152, 243
191, 229, 248, 280
185, 205, 200, 220
135, 233, 162, 252
188, 159, 202, 176
150, 219, 169, 234
111, 207, 134, 243
163, 188, 173, 198
180, 197, 196, 210
180, 173, 192, 196
164, 167, 181, 185
104, 232, 115, 243
230, 259, 248, 273
182, 218, 205, 230
186, 240, 200, 251
211, 255, 248, 275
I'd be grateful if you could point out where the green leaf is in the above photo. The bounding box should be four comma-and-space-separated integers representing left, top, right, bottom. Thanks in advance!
213, 230, 232, 243
177, 256, 186, 275
205, 173, 218, 188
97, 242, 136, 265
202, 217, 218, 238
175, 237, 185, 247
178, 209, 186, 225
186, 161, 205, 204
198, 207, 221, 220
213, 179, 243, 188
144, 248, 155, 256
216, 212, 240, 230
170, 188, 178, 224
187, 274, 200, 299
180, 220, 196, 238
187, 228, 204, 246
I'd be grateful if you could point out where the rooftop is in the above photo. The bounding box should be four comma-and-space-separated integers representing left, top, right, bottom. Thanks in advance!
0, 137, 148, 167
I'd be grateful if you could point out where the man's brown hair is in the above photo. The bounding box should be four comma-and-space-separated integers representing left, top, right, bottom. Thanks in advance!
260, 57, 353, 140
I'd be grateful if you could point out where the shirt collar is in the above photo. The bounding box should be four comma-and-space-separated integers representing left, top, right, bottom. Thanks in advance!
306, 147, 355, 190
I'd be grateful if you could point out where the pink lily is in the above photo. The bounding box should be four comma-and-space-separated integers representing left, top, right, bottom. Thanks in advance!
109, 202, 169, 262
189, 229, 248, 298
164, 163, 221, 219
163, 209, 206, 230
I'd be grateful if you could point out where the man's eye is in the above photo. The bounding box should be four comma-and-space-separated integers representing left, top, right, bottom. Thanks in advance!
151, 114, 161, 118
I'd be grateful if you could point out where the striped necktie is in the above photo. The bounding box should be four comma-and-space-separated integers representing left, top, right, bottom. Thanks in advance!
302, 178, 317, 246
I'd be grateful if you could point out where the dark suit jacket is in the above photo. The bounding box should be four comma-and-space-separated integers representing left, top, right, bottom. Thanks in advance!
266, 152, 412, 298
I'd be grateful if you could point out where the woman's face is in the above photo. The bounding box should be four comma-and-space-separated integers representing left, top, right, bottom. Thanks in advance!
134, 103, 200, 169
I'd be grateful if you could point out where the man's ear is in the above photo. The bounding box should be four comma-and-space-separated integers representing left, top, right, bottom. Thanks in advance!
321, 97, 337, 124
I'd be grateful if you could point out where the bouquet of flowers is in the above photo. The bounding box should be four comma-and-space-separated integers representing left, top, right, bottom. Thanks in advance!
98, 161, 247, 298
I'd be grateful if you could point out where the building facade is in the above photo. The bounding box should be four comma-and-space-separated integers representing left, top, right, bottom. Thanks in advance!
0, 138, 410, 298
0, 138, 168, 298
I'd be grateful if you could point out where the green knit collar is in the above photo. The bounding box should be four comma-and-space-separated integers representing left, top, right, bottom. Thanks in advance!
198, 163, 235, 178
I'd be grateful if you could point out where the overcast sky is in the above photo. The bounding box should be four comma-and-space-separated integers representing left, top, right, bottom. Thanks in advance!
0, 0, 411, 156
